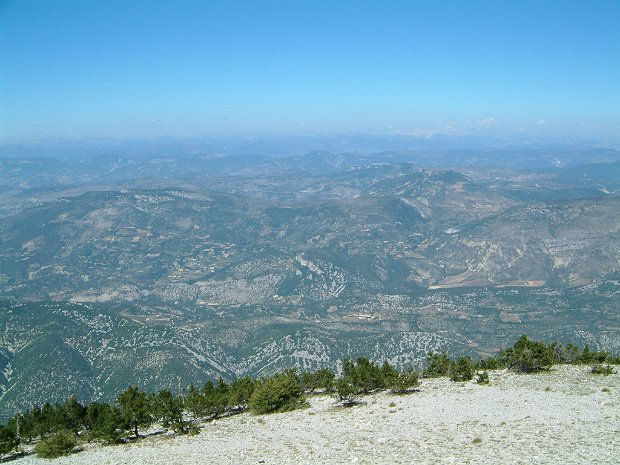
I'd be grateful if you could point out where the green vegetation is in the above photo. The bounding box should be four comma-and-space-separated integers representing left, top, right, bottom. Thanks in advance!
335, 358, 419, 404
0, 425, 18, 455
300, 368, 336, 393
151, 389, 187, 433
489, 336, 619, 373
590, 364, 617, 375
497, 335, 556, 373
579, 345, 620, 365
228, 376, 257, 409
341, 358, 388, 395
389, 367, 420, 394
476, 371, 490, 385
425, 353, 475, 381
0, 335, 617, 460
84, 402, 126, 443
433, 335, 620, 380
116, 385, 153, 437
249, 370, 306, 414
34, 430, 78, 459
424, 352, 451, 378
450, 356, 474, 382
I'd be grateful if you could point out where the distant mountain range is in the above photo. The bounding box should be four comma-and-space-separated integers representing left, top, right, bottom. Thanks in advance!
1, 146, 619, 419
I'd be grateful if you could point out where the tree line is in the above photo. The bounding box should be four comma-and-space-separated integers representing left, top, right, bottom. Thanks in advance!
0, 335, 617, 458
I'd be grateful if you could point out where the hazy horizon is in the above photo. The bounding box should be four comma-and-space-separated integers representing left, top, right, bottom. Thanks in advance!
1, 1, 619, 144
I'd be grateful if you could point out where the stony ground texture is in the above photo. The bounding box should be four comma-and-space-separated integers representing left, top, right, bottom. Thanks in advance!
12, 365, 620, 464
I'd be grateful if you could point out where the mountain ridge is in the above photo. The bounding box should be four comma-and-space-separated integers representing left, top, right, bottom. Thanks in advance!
1, 150, 619, 418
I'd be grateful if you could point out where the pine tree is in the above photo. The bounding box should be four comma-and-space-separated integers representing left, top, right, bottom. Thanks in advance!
342, 357, 386, 394
450, 356, 474, 382
0, 424, 18, 455
500, 335, 554, 372
154, 389, 186, 433
228, 377, 256, 409
184, 384, 206, 419
335, 378, 360, 406
313, 367, 336, 393
116, 385, 152, 437
249, 370, 305, 414
85, 402, 126, 443
206, 378, 230, 419
424, 352, 451, 377
61, 396, 87, 434
389, 367, 420, 393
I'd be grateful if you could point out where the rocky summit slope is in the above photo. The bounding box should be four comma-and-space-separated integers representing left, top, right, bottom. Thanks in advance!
10, 365, 620, 465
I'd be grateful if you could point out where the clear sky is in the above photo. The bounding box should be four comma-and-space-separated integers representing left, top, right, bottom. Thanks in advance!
1, 0, 619, 142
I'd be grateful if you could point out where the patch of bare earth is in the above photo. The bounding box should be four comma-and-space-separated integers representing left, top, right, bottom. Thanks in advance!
13, 365, 620, 464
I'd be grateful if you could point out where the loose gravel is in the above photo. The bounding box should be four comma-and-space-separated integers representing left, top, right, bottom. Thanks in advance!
11, 365, 620, 464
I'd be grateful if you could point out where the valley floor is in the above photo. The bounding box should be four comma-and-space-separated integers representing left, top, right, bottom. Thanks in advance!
11, 365, 620, 464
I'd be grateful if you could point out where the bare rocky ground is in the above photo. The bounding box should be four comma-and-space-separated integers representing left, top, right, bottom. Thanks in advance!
12, 365, 620, 464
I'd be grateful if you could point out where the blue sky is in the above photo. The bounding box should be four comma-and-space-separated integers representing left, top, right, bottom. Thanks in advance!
1, 0, 619, 142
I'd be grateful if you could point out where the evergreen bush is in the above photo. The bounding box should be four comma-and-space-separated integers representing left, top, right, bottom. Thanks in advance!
0, 425, 18, 455
341, 358, 387, 394
84, 402, 126, 443
334, 378, 361, 406
477, 356, 501, 370
314, 368, 337, 392
476, 371, 490, 384
34, 430, 78, 459
249, 371, 306, 414
300, 368, 336, 393
424, 352, 451, 377
590, 364, 617, 375
153, 389, 186, 433
228, 376, 256, 409
2, 335, 618, 462
498, 335, 554, 372
389, 367, 420, 393
205, 378, 231, 419
116, 385, 152, 437
450, 356, 474, 382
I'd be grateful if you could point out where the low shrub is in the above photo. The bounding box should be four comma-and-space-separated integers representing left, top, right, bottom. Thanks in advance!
424, 352, 451, 378
475, 371, 489, 385
450, 356, 474, 382
34, 430, 78, 459
580, 345, 611, 364
498, 335, 554, 373
335, 381, 362, 406
477, 356, 501, 370
300, 368, 336, 393
249, 371, 306, 414
341, 358, 387, 394
389, 368, 420, 394
0, 425, 19, 455
590, 364, 617, 375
